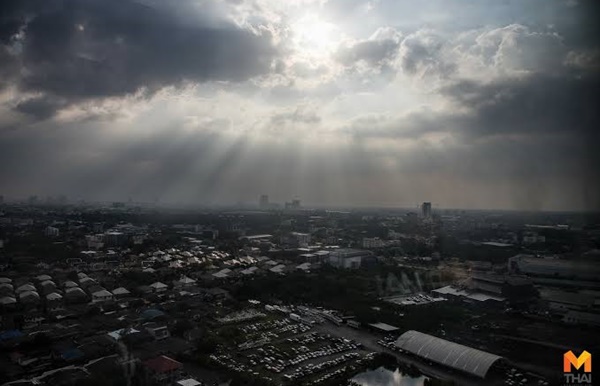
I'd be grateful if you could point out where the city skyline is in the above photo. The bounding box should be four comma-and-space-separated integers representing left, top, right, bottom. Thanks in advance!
0, 0, 599, 211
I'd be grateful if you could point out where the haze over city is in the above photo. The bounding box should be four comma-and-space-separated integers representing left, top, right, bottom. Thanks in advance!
0, 0, 598, 211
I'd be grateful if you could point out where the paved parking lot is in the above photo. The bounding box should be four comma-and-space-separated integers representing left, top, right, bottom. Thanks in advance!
210, 316, 375, 384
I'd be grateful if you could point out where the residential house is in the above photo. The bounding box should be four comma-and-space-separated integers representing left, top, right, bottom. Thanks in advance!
143, 355, 183, 385
145, 323, 170, 340
92, 289, 114, 303
149, 282, 168, 293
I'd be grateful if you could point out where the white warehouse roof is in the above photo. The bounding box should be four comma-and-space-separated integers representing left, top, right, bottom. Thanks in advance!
395, 330, 503, 378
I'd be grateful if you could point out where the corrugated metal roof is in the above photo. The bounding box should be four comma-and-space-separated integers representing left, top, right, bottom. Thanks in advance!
369, 322, 399, 332
395, 330, 502, 378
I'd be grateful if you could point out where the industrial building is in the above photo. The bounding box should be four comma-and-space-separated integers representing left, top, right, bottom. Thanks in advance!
468, 274, 537, 303
328, 249, 373, 269
432, 285, 506, 305
508, 254, 600, 282
368, 322, 399, 334
539, 289, 595, 314
395, 330, 504, 379
562, 310, 600, 327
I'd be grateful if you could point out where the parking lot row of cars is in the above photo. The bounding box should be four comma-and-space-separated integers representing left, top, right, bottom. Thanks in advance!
240, 318, 291, 334
285, 331, 329, 346
283, 352, 361, 381
262, 340, 362, 373
311, 353, 378, 386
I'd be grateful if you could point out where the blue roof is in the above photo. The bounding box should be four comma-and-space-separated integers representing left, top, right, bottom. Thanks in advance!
0, 329, 23, 341
61, 348, 85, 361
141, 308, 165, 320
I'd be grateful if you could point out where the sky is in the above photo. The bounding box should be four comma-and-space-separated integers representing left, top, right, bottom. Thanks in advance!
0, 0, 598, 211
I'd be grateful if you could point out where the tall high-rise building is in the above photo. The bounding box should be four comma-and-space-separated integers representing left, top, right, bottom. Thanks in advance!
422, 202, 432, 218
259, 194, 269, 209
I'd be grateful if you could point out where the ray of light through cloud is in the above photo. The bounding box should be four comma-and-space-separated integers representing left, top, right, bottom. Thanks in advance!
0, 0, 598, 210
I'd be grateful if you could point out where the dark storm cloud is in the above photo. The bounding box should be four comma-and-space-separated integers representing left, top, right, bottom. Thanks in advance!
14, 96, 68, 120
441, 73, 600, 139
0, 0, 278, 116
0, 46, 19, 91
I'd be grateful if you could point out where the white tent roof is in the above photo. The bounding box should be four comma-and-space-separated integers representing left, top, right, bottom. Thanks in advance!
46, 292, 63, 301
296, 263, 311, 271
177, 379, 201, 386
241, 266, 258, 275
16, 284, 36, 293
395, 330, 503, 378
176, 276, 196, 284
66, 287, 86, 295
269, 264, 286, 273
92, 289, 113, 297
0, 296, 17, 305
19, 290, 40, 299
0, 283, 14, 290
112, 287, 131, 295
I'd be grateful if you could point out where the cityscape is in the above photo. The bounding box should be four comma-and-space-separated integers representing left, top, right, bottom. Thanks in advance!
0, 1, 599, 386
0, 197, 598, 385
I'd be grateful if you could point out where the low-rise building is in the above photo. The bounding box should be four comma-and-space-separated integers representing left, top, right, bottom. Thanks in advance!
143, 355, 183, 385
328, 249, 372, 269
149, 282, 168, 293
145, 323, 170, 340
563, 310, 600, 327
362, 237, 385, 249
173, 276, 196, 289
92, 289, 114, 303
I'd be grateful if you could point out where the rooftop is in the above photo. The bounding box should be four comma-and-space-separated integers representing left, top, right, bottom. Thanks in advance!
144, 355, 182, 373
369, 322, 399, 332
395, 330, 503, 378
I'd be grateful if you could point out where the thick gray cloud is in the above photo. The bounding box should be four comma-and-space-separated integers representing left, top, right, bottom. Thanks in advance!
336, 27, 402, 69
398, 30, 455, 78
14, 96, 68, 120
0, 0, 278, 116
442, 73, 600, 139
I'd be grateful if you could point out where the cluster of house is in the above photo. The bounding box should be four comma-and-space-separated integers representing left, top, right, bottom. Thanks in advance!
0, 262, 240, 386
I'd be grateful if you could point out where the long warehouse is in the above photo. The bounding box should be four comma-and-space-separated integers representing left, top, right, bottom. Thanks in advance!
395, 330, 504, 379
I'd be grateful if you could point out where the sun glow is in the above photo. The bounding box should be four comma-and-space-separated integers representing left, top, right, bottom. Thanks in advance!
291, 14, 338, 57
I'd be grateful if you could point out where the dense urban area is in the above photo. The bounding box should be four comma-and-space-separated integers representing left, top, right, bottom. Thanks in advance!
0, 197, 599, 386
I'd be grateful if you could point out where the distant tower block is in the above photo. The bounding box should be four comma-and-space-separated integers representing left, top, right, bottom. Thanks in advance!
259, 194, 269, 209
422, 202, 432, 218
